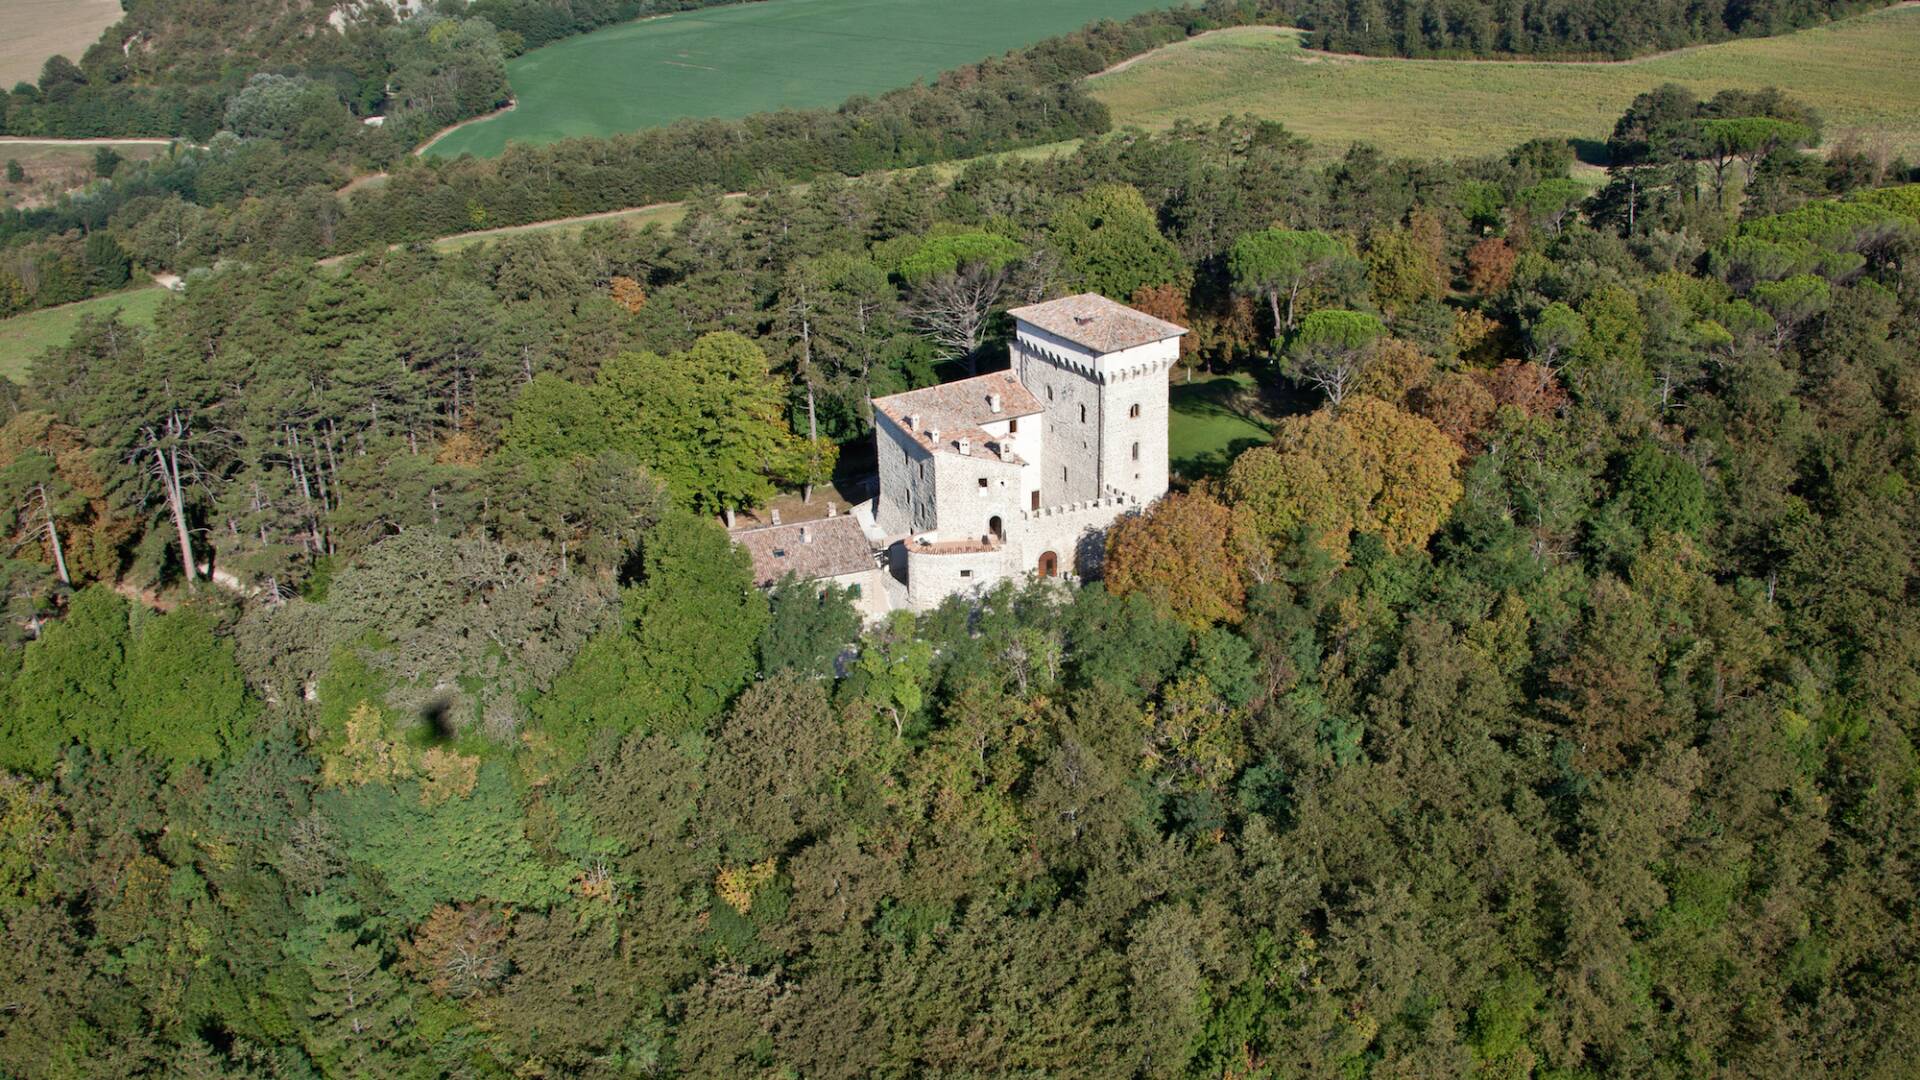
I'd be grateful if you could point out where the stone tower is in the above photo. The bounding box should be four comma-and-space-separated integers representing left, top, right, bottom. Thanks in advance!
1007, 294, 1183, 508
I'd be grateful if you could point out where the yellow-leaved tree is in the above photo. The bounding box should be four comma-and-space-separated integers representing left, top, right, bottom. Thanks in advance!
1224, 396, 1462, 570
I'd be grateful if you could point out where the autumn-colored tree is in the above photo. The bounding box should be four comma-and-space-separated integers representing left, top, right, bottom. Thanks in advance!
1104, 491, 1247, 629
402, 902, 510, 999
1223, 441, 1357, 571
1464, 238, 1518, 295
0, 411, 136, 583
1476, 359, 1569, 417
1225, 398, 1461, 568
1364, 225, 1444, 316
1337, 396, 1466, 551
1130, 284, 1199, 364
1188, 293, 1260, 371
1350, 338, 1434, 406
1409, 372, 1497, 449
609, 276, 648, 314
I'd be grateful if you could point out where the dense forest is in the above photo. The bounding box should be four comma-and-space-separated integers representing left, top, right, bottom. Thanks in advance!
1, 31, 1918, 1065
0, 0, 1899, 317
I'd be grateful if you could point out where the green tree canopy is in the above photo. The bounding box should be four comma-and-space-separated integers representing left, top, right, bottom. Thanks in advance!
1228, 227, 1355, 333
1049, 184, 1190, 300
596, 333, 807, 516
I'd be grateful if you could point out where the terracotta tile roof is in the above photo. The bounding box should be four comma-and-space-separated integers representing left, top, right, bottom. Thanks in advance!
1008, 293, 1186, 354
872, 371, 1040, 459
731, 514, 876, 587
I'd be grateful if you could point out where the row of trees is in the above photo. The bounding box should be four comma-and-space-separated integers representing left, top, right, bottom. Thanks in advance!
1294, 0, 1890, 56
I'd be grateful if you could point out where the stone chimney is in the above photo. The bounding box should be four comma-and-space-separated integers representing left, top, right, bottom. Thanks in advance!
770, 508, 781, 525
928, 428, 940, 446
906, 413, 921, 431
827, 501, 837, 517
988, 393, 1002, 414
958, 437, 971, 456
800, 526, 812, 544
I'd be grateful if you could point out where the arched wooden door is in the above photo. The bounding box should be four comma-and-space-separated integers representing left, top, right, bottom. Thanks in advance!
1037, 550, 1058, 577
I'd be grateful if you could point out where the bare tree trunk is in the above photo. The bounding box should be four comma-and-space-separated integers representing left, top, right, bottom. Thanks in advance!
36, 484, 69, 586
152, 435, 197, 582
799, 313, 818, 503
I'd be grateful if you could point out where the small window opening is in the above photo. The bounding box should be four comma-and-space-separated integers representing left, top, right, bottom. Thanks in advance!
960, 569, 973, 578
978, 477, 988, 488
1131, 441, 1140, 461
1080, 404, 1087, 423
1129, 403, 1141, 418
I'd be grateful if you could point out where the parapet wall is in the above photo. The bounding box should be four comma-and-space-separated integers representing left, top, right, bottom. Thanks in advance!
904, 543, 1015, 610
1013, 488, 1142, 579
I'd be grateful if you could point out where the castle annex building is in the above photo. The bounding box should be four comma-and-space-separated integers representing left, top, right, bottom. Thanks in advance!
733, 293, 1184, 614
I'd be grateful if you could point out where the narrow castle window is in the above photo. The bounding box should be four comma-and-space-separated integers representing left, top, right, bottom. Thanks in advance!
1046, 386, 1054, 401
1131, 441, 1140, 461
1129, 403, 1141, 419
1080, 404, 1087, 423
1009, 418, 1018, 433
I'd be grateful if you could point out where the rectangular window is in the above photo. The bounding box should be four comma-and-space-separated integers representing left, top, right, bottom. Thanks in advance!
979, 477, 988, 488
848, 583, 862, 598
1061, 466, 1069, 481
1009, 418, 1019, 433
960, 569, 973, 578
1031, 491, 1040, 511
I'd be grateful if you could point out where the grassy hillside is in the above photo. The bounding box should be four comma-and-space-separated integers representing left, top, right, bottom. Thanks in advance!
424, 0, 1174, 158
1, 140, 174, 211
1089, 4, 1920, 161
0, 285, 167, 383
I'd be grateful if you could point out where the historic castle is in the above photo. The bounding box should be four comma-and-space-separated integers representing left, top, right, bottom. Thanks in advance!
732, 293, 1184, 615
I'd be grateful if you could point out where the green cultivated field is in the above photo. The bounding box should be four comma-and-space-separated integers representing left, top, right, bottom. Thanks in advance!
1091, 4, 1920, 161
0, 285, 167, 383
425, 0, 1173, 157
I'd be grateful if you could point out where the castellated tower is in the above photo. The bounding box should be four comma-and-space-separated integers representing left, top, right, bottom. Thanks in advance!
831, 293, 1184, 613
1007, 294, 1181, 508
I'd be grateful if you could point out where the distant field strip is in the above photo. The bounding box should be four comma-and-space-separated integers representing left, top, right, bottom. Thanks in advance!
0, 286, 167, 382
0, 0, 124, 86
424, 0, 1173, 157
1090, 5, 1920, 161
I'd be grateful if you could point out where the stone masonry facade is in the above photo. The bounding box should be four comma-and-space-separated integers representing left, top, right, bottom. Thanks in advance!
731, 293, 1183, 616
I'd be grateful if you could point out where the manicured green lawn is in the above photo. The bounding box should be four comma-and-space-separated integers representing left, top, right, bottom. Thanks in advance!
0, 285, 168, 383
1091, 5, 1920, 162
1169, 372, 1273, 480
424, 0, 1173, 157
